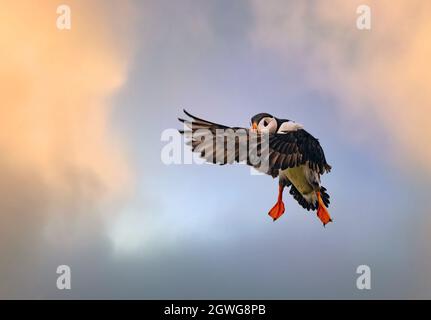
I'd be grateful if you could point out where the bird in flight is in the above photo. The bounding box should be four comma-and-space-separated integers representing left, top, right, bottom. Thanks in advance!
178, 110, 332, 226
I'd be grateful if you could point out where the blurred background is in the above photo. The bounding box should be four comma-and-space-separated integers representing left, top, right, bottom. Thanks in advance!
1, 0, 431, 298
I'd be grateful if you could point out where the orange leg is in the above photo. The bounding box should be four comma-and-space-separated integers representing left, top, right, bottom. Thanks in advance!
268, 185, 285, 221
316, 191, 332, 226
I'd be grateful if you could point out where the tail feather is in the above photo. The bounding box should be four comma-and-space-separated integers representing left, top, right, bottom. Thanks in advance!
289, 185, 330, 211
319, 186, 330, 208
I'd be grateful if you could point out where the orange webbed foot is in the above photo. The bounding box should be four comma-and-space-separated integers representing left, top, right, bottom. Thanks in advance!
268, 200, 285, 221
316, 191, 332, 227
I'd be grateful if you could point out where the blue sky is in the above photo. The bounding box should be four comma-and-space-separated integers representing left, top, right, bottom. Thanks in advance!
1, 0, 431, 298
103, 0, 431, 298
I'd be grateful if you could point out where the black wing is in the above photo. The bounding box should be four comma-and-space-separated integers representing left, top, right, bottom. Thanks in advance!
267, 130, 331, 175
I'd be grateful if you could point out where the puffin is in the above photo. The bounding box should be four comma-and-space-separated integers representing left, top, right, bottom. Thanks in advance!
178, 110, 332, 226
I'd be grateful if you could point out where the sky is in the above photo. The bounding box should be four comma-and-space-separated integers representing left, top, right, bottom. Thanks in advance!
1, 0, 431, 299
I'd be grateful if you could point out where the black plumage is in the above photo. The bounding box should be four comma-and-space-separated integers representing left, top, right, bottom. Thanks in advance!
267, 130, 331, 174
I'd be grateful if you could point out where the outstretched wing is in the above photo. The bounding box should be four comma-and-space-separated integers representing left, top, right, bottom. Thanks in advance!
178, 110, 274, 175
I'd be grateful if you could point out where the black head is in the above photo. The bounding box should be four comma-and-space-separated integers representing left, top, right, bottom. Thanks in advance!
251, 113, 273, 126
250, 113, 294, 133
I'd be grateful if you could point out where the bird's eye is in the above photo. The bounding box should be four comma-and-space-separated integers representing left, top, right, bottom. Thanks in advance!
263, 120, 268, 126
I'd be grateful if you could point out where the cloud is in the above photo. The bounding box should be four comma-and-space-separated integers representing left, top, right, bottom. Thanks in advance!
251, 0, 431, 172
0, 0, 133, 296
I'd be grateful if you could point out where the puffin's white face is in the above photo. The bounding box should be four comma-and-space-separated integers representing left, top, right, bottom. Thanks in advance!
257, 117, 277, 134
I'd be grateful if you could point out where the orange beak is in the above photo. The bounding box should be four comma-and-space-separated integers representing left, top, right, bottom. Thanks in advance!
252, 122, 258, 130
